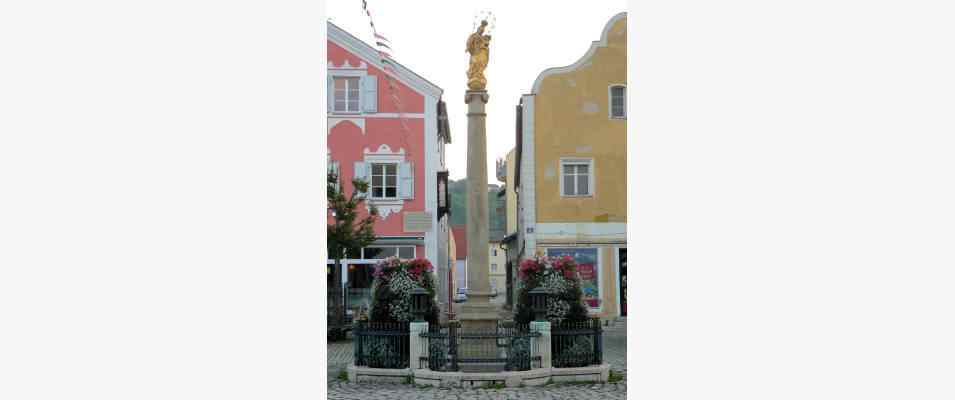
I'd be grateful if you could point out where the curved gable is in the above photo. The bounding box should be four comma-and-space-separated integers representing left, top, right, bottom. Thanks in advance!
530, 12, 627, 95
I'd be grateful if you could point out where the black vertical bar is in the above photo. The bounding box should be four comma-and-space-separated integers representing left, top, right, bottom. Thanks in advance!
354, 322, 362, 366
595, 318, 603, 365
452, 325, 457, 371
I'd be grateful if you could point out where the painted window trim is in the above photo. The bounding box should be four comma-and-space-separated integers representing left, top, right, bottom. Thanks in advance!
559, 158, 595, 197
332, 75, 361, 114
330, 69, 367, 115
368, 161, 399, 200
362, 148, 408, 204
608, 84, 626, 119
545, 247, 604, 313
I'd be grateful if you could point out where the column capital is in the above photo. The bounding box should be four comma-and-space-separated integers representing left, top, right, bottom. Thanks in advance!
464, 90, 489, 104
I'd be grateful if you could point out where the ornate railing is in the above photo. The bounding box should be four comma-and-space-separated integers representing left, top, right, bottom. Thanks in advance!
551, 318, 603, 368
353, 321, 410, 369
420, 322, 541, 372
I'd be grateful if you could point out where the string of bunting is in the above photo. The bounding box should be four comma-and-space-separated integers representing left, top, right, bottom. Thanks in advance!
360, 0, 413, 148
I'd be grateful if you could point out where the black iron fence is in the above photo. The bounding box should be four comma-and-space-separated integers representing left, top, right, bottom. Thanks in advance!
420, 322, 541, 372
552, 318, 603, 368
353, 321, 410, 369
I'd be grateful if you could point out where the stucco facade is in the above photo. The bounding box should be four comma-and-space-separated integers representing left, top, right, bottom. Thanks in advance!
515, 13, 628, 320
326, 22, 451, 315
488, 242, 507, 305
504, 149, 518, 235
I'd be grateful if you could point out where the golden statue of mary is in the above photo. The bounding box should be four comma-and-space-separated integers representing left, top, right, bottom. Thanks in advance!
466, 20, 491, 90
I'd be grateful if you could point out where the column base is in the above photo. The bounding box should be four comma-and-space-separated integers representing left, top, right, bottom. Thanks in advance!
456, 299, 502, 330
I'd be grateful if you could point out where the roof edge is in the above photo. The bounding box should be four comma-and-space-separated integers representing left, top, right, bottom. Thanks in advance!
530, 12, 626, 94
328, 20, 444, 99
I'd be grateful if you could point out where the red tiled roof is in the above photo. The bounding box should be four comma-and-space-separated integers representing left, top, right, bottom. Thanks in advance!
451, 225, 467, 260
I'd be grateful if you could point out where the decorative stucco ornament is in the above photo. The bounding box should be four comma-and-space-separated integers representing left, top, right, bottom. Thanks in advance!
466, 19, 492, 90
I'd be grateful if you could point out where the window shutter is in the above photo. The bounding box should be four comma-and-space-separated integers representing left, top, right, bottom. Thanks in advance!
353, 161, 367, 186
362, 75, 378, 113
399, 161, 414, 199
327, 76, 333, 112
331, 161, 341, 192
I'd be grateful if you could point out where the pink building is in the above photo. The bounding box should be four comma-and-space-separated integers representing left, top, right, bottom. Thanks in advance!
327, 22, 452, 315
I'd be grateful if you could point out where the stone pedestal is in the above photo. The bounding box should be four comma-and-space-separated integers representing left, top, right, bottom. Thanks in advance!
529, 321, 552, 369
409, 321, 429, 372
458, 90, 499, 330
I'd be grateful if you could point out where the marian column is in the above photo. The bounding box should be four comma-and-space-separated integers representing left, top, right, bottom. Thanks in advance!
458, 20, 499, 330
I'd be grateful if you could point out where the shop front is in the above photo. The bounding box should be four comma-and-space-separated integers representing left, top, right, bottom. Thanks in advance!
539, 244, 626, 320
327, 245, 420, 316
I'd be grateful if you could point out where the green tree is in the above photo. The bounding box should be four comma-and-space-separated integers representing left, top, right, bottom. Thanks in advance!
448, 179, 506, 235
327, 170, 377, 336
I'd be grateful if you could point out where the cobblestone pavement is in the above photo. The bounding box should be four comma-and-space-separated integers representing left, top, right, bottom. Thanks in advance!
327, 322, 628, 399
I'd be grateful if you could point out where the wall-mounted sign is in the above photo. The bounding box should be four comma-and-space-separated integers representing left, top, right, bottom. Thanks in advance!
403, 211, 433, 232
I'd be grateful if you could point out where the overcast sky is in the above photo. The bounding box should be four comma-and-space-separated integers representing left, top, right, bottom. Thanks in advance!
328, 0, 625, 181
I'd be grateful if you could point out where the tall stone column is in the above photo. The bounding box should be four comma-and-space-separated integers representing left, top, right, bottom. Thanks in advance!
458, 90, 499, 330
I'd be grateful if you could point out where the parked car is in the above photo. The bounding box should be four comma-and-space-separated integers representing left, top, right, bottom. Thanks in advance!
453, 288, 468, 303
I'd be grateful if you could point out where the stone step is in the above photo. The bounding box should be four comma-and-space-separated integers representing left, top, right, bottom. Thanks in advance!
458, 362, 506, 373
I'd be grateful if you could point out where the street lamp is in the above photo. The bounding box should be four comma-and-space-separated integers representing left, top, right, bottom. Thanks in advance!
528, 287, 550, 322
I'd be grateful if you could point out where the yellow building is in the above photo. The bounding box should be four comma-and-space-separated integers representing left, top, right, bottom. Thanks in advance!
504, 149, 518, 236
514, 12, 627, 319
488, 241, 507, 305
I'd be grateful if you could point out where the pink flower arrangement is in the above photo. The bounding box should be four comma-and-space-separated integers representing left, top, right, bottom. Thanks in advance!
552, 255, 578, 280
406, 258, 434, 278
518, 255, 579, 281
518, 257, 545, 280
373, 257, 434, 282
372, 256, 402, 278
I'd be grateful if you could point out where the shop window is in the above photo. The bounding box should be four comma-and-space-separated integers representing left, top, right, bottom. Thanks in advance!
362, 245, 415, 259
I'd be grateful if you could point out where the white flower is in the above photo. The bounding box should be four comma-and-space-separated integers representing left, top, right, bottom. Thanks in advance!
388, 271, 418, 295
547, 299, 571, 323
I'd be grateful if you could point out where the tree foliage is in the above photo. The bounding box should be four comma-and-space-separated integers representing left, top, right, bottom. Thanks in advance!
327, 170, 378, 262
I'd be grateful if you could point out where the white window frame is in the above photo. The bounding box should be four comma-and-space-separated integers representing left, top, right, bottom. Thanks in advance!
368, 162, 399, 200
608, 84, 626, 119
361, 245, 415, 260
559, 158, 594, 197
357, 148, 410, 216
332, 75, 361, 114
